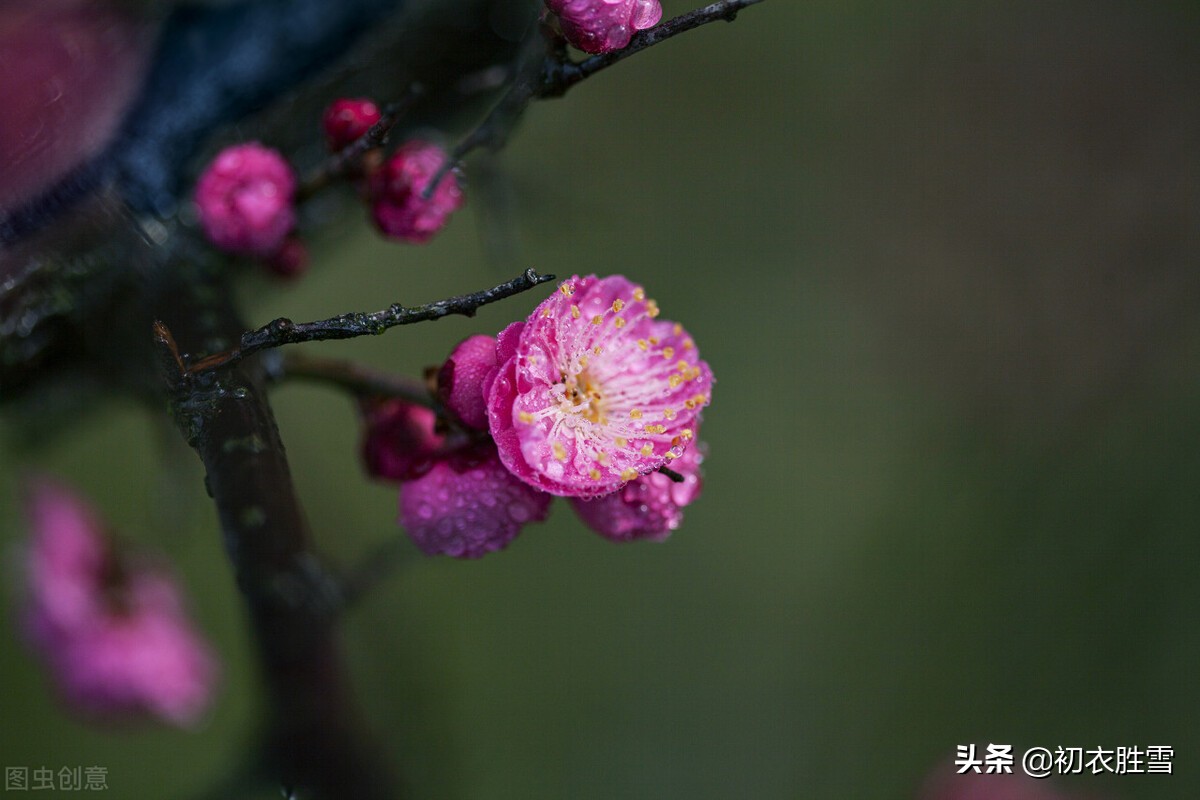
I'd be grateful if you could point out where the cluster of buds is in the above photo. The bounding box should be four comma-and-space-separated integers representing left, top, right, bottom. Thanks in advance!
364, 274, 712, 558
193, 96, 464, 273
19, 479, 218, 726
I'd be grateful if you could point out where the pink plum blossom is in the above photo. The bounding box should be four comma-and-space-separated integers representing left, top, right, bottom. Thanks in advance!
194, 142, 297, 257
399, 443, 552, 558
546, 0, 663, 54
437, 334, 498, 431
485, 274, 712, 498
21, 478, 218, 727
369, 140, 464, 243
570, 434, 705, 541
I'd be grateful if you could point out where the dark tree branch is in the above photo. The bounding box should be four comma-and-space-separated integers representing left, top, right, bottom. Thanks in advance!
282, 352, 435, 407
424, 0, 767, 195
186, 268, 555, 374
154, 265, 396, 800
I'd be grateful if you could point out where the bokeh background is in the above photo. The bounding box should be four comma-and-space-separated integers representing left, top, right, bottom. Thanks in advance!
2, 0, 1199, 798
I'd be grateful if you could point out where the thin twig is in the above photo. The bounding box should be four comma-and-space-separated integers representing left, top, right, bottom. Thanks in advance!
282, 353, 434, 407
184, 268, 555, 374
553, 0, 767, 93
658, 466, 684, 483
424, 0, 766, 196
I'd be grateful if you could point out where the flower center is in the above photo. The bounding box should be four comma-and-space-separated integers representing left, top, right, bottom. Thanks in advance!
560, 369, 606, 425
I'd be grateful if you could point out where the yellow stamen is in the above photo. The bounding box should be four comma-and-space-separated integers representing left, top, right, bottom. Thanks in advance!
640, 444, 653, 456
632, 288, 646, 302
559, 283, 574, 296
629, 409, 643, 419
518, 411, 534, 424
592, 315, 604, 325
662, 346, 675, 359
612, 299, 625, 313
552, 442, 567, 462
621, 468, 639, 481
589, 468, 601, 480
614, 317, 625, 328
571, 305, 580, 319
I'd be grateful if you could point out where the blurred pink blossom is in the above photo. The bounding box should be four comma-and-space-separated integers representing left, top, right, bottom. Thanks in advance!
369, 140, 464, 243
21, 478, 218, 727
194, 142, 296, 257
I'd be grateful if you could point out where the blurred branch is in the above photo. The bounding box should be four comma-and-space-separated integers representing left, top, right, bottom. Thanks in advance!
184, 268, 555, 374
153, 265, 396, 800
425, 0, 768, 195
281, 352, 435, 407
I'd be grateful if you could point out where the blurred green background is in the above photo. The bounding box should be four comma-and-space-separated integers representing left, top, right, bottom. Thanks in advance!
3, 0, 1199, 797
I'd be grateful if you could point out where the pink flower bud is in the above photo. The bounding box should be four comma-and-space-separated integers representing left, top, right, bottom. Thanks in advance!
369, 140, 464, 243
399, 444, 551, 558
194, 142, 296, 258
546, 0, 663, 54
21, 478, 218, 727
265, 235, 309, 280
485, 275, 713, 498
570, 437, 704, 541
437, 334, 498, 431
322, 97, 382, 152
361, 399, 446, 482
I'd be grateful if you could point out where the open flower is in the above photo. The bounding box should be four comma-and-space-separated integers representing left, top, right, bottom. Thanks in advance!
485, 274, 712, 498
21, 478, 218, 727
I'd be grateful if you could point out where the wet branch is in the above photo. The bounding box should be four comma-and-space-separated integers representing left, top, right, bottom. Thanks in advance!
186, 268, 555, 374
